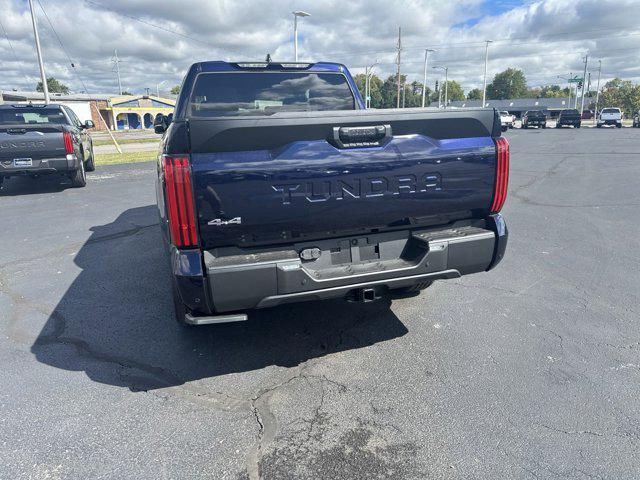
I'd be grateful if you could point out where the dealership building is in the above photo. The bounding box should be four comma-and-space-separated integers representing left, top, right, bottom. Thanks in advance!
0, 91, 175, 130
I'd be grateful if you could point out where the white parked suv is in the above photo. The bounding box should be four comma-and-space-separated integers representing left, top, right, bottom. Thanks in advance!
499, 111, 514, 131
597, 108, 623, 128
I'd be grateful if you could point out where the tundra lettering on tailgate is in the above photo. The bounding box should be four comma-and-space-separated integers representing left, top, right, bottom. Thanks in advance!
272, 173, 442, 205
0, 140, 46, 149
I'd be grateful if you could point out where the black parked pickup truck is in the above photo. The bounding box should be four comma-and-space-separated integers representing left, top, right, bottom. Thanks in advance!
556, 109, 581, 128
0, 104, 95, 188
521, 110, 547, 129
155, 61, 509, 325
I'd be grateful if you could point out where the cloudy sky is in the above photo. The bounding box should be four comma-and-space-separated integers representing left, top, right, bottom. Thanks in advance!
1, 0, 639, 96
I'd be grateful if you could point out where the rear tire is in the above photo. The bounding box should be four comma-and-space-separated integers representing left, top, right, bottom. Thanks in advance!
69, 160, 86, 188
0, 176, 4, 189
542, 124, 547, 129
84, 147, 95, 172
616, 124, 622, 128
576, 124, 581, 129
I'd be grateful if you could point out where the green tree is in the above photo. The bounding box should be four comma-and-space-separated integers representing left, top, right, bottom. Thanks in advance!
442, 80, 465, 102
598, 78, 640, 116
380, 75, 401, 108
537, 84, 570, 98
486, 68, 527, 100
467, 88, 483, 100
170, 85, 181, 95
355, 74, 432, 109
36, 77, 69, 94
353, 73, 385, 108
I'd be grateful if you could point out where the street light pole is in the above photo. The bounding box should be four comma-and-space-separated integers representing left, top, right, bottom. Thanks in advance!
156, 80, 167, 98
396, 27, 402, 109
28, 0, 49, 104
444, 67, 448, 107
292, 11, 310, 62
593, 60, 602, 125
421, 49, 435, 108
434, 66, 448, 108
580, 53, 588, 114
365, 60, 378, 109
481, 40, 492, 107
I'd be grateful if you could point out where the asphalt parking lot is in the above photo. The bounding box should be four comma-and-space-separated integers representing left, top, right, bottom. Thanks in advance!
1, 127, 639, 479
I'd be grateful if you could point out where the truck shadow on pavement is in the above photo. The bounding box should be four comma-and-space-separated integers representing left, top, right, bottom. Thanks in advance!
1, 174, 72, 196
31, 205, 407, 391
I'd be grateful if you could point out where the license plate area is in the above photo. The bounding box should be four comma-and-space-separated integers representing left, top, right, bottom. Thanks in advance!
13, 158, 33, 167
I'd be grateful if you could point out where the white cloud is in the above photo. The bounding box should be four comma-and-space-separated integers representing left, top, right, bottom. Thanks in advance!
0, 0, 638, 95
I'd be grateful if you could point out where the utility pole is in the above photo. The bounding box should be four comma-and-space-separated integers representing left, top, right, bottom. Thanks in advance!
396, 27, 402, 109
580, 54, 588, 114
481, 40, 492, 107
28, 0, 49, 104
594, 60, 602, 125
421, 48, 435, 108
112, 50, 123, 95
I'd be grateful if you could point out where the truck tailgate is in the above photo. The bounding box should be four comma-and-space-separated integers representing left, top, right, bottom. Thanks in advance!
0, 125, 66, 161
188, 108, 499, 248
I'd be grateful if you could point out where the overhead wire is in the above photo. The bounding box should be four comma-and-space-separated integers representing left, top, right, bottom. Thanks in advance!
37, 0, 90, 93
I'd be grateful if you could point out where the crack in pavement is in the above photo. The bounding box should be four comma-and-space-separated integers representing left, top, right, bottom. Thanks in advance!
537, 423, 604, 437
244, 308, 375, 479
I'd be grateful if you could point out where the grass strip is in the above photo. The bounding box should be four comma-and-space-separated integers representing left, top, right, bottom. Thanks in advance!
94, 150, 157, 166
93, 138, 160, 147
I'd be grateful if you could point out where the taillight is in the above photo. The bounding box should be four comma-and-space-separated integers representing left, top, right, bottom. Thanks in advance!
63, 131, 73, 154
490, 137, 510, 213
163, 155, 198, 248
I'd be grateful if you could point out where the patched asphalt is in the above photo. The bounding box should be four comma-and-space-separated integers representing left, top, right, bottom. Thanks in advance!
1, 128, 639, 479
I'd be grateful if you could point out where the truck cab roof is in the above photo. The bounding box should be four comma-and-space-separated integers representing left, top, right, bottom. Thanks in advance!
191, 60, 349, 74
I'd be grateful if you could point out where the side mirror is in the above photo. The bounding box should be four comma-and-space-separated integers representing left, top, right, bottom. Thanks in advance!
84, 120, 95, 129
154, 114, 168, 134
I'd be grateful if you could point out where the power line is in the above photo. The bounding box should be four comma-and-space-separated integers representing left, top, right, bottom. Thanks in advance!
37, 0, 90, 93
84, 0, 215, 48
330, 30, 640, 59
0, 18, 20, 65
0, 18, 33, 86
80, 0, 640, 65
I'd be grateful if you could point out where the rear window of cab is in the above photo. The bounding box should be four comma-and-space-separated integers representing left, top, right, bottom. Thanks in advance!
189, 72, 356, 117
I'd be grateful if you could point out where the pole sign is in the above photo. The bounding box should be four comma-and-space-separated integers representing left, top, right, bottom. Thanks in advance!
568, 77, 583, 83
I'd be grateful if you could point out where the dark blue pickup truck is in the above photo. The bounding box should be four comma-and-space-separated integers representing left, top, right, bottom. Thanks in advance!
154, 61, 509, 325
